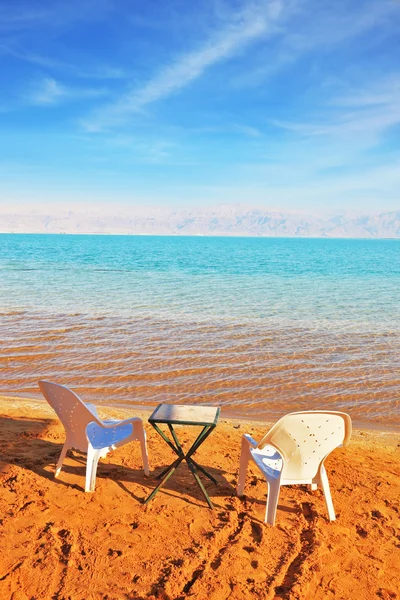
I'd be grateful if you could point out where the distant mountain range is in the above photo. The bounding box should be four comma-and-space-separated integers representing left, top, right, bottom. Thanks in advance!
1, 204, 400, 238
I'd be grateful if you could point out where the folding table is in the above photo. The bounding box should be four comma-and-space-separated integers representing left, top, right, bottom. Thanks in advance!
143, 404, 220, 508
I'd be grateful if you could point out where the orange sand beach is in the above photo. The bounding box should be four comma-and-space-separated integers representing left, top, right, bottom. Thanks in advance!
0, 396, 399, 600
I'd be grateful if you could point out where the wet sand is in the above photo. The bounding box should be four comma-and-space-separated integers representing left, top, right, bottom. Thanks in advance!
0, 396, 399, 600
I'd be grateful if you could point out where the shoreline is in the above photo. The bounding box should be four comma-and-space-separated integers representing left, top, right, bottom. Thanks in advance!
1, 393, 399, 434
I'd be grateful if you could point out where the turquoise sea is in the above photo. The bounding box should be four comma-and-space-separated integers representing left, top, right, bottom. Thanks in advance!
1, 234, 399, 426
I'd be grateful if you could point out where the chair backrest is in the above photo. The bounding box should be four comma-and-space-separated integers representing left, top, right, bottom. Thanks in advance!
39, 380, 102, 451
257, 411, 352, 480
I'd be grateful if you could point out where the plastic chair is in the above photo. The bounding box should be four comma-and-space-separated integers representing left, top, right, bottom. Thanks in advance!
236, 411, 352, 525
39, 380, 150, 492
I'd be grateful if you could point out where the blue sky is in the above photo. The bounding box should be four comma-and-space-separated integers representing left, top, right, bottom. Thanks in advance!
1, 0, 399, 213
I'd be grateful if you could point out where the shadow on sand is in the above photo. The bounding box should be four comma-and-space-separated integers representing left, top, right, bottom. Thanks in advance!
0, 415, 231, 509
0, 414, 299, 517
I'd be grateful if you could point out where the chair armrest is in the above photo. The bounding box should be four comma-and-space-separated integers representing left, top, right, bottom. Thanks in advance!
243, 433, 258, 448
99, 417, 143, 429
85, 403, 100, 417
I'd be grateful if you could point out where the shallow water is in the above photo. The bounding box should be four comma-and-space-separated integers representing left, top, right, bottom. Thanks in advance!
1, 234, 399, 426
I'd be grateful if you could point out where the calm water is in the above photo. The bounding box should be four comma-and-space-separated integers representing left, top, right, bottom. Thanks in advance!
1, 234, 399, 426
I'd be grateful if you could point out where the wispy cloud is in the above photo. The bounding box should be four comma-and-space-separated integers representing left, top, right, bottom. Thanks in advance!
231, 124, 263, 138
182, 158, 400, 212
104, 135, 176, 164
0, 44, 127, 80
270, 74, 400, 142
0, 6, 51, 31
0, 0, 111, 32
332, 75, 400, 108
82, 0, 284, 131
231, 0, 400, 88
29, 77, 109, 106
30, 77, 65, 105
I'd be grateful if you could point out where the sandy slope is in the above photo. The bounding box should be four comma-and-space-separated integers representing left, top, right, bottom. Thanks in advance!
0, 397, 399, 600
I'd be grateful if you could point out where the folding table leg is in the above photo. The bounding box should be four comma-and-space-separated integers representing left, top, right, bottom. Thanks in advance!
144, 457, 183, 504
189, 458, 218, 484
144, 422, 217, 508
186, 459, 214, 509
156, 457, 181, 480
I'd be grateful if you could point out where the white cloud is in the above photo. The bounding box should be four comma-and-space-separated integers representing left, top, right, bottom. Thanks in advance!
82, 0, 284, 131
0, 6, 51, 31
269, 74, 400, 143
231, 124, 263, 138
0, 0, 111, 32
231, 0, 400, 89
174, 160, 400, 211
31, 77, 65, 105
332, 75, 400, 108
0, 44, 128, 80
29, 77, 109, 106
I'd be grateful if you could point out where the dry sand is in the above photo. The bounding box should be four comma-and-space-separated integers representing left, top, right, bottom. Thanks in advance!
0, 396, 399, 600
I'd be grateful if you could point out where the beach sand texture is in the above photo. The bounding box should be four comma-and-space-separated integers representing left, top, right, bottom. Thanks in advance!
0, 398, 399, 600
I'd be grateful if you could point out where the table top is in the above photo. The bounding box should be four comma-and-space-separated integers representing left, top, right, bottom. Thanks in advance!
149, 404, 220, 426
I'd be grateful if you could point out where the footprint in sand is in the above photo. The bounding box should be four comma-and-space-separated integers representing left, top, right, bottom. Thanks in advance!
301, 501, 316, 522
250, 521, 263, 544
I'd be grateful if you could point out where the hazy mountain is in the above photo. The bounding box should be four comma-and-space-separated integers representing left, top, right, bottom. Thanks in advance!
0, 203, 399, 238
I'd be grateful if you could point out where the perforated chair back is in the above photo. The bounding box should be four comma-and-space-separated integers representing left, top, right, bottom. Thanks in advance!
39, 380, 101, 452
257, 410, 352, 481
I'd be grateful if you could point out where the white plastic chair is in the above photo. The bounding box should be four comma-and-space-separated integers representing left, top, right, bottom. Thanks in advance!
39, 380, 150, 492
236, 411, 352, 525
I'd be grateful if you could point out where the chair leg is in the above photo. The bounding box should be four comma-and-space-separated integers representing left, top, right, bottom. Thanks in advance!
85, 445, 100, 492
236, 437, 251, 496
139, 428, 150, 476
309, 483, 318, 491
55, 442, 69, 478
132, 420, 149, 476
265, 479, 281, 526
319, 464, 335, 521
